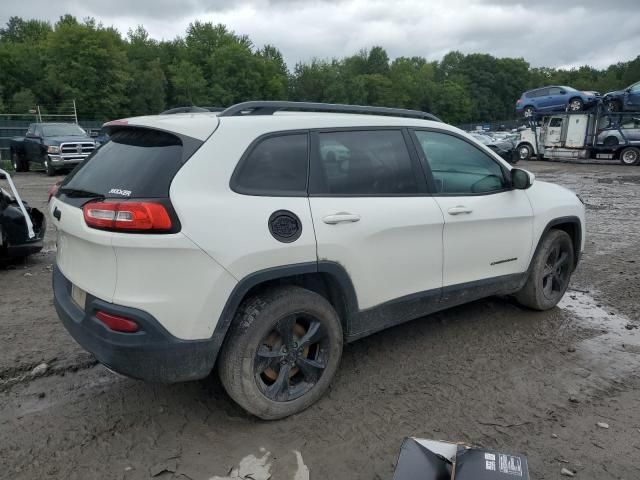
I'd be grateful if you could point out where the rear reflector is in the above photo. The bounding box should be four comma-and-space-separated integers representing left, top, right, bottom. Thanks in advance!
96, 311, 139, 333
83, 200, 172, 232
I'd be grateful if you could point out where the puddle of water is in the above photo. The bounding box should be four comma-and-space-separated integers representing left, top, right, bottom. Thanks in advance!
560, 291, 640, 347
558, 290, 640, 383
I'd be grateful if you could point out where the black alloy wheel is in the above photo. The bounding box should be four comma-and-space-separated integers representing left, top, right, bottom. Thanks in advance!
541, 243, 571, 301
254, 313, 330, 402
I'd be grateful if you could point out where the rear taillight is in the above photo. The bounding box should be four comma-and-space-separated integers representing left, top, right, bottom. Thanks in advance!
96, 311, 139, 333
83, 200, 172, 232
516, 99, 522, 105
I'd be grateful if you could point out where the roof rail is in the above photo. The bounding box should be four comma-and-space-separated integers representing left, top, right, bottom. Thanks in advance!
218, 101, 441, 122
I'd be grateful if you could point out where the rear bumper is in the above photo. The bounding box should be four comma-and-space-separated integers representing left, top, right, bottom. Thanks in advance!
53, 264, 219, 383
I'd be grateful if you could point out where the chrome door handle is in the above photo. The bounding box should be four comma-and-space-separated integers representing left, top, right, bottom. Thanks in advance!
322, 213, 361, 224
447, 206, 473, 215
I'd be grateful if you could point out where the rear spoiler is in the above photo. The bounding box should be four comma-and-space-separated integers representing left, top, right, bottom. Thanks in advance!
0, 169, 35, 239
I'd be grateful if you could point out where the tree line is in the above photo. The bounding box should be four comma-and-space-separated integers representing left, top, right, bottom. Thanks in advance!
1, 15, 639, 124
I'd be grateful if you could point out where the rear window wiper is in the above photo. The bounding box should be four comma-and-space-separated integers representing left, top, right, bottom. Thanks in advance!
58, 187, 104, 199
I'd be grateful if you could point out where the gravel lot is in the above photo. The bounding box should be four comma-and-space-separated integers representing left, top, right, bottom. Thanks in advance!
1, 161, 639, 479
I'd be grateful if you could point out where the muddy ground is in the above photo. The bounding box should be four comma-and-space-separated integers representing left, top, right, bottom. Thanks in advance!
1, 161, 639, 479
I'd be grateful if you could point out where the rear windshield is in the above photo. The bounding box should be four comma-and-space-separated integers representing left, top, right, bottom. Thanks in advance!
61, 128, 189, 198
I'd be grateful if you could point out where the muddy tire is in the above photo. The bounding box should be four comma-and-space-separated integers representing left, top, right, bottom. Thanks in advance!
515, 229, 574, 311
620, 147, 640, 166
218, 286, 343, 420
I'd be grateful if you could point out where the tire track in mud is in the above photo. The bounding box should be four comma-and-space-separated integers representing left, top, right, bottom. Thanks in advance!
0, 355, 98, 392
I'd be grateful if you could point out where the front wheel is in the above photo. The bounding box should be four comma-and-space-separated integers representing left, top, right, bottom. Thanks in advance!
218, 286, 343, 420
606, 100, 621, 112
517, 144, 533, 161
11, 151, 23, 172
620, 147, 640, 166
515, 229, 574, 310
523, 106, 535, 118
43, 156, 56, 176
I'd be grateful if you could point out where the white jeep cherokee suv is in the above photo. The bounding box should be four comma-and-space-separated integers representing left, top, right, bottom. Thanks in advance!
51, 101, 585, 419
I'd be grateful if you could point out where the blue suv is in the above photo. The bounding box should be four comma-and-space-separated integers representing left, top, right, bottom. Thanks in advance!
603, 81, 640, 112
516, 86, 599, 117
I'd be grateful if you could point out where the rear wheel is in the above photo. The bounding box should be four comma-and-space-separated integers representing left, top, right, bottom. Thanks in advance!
218, 286, 343, 420
515, 229, 574, 310
620, 147, 640, 166
568, 97, 584, 112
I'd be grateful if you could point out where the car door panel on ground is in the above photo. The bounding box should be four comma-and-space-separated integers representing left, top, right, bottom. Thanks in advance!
412, 130, 534, 288
308, 129, 444, 312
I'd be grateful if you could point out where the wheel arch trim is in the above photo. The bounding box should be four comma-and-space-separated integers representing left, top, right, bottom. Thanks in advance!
211, 261, 358, 357
529, 216, 582, 273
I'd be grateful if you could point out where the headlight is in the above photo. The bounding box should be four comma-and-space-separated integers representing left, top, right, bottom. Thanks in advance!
47, 146, 60, 154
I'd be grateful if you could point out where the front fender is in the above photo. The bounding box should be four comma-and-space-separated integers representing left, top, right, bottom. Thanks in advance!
525, 181, 585, 266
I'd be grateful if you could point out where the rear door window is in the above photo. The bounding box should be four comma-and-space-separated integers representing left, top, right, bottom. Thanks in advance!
231, 133, 308, 196
310, 130, 423, 195
61, 128, 194, 198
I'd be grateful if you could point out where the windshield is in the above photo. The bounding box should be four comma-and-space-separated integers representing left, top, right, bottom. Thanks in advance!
42, 124, 87, 137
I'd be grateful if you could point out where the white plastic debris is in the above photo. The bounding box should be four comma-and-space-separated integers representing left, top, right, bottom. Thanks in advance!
30, 362, 48, 377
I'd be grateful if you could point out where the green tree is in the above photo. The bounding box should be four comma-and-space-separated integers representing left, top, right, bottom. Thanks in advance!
125, 26, 166, 115
10, 88, 36, 113
44, 16, 130, 120
0, 16, 51, 43
168, 60, 209, 106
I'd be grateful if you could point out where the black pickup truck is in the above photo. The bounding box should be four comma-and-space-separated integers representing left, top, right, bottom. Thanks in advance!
10, 123, 96, 176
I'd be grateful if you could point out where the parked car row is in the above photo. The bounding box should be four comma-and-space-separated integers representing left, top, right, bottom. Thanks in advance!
467, 131, 520, 163
515, 81, 640, 118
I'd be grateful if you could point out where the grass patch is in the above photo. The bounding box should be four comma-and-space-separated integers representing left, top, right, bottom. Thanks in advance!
0, 159, 14, 172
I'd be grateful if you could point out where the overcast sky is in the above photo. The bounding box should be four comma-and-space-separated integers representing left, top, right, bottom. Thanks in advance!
3, 0, 639, 69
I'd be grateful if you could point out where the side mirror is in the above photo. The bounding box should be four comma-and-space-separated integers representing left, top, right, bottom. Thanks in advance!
511, 168, 534, 190
560, 90, 566, 95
